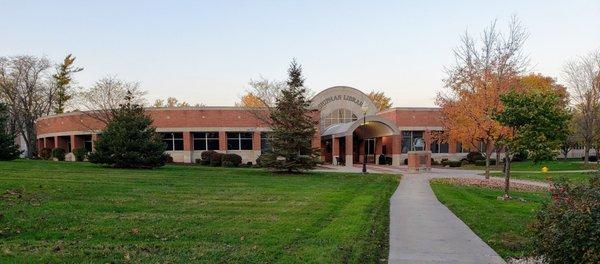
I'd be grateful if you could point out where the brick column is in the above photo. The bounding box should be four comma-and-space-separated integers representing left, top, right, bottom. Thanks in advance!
53, 136, 59, 149
182, 131, 192, 163
43, 137, 48, 148
391, 134, 401, 166
91, 134, 98, 151
70, 134, 78, 152
424, 129, 431, 151
345, 135, 353, 167
252, 131, 261, 164
375, 137, 383, 164
332, 136, 339, 165
219, 131, 227, 151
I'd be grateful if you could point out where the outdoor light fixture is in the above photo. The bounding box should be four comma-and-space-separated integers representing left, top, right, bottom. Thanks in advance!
361, 106, 368, 174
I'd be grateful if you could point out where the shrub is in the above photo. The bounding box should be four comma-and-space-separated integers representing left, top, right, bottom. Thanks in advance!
466, 151, 485, 163
222, 160, 235, 167
39, 147, 52, 160
209, 152, 223, 167
72, 148, 88, 162
533, 175, 600, 264
588, 156, 598, 162
221, 153, 242, 167
201, 150, 216, 162
166, 155, 174, 163
446, 161, 462, 167
0, 102, 21, 161
52, 148, 66, 161
403, 158, 408, 165
512, 151, 528, 162
256, 154, 267, 167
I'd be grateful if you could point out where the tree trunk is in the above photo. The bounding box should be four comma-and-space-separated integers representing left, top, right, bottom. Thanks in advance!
484, 155, 490, 179
495, 151, 500, 166
503, 155, 511, 199
584, 146, 590, 164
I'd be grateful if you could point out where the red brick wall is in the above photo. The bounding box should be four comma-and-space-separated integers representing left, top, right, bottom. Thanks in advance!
36, 108, 271, 136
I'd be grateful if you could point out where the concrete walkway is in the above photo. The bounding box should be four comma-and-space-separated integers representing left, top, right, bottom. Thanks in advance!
388, 171, 506, 264
317, 165, 550, 263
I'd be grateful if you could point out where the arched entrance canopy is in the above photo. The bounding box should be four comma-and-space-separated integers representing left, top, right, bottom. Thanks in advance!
321, 115, 400, 138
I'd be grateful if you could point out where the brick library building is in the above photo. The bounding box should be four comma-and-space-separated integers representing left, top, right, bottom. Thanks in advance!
36, 86, 490, 166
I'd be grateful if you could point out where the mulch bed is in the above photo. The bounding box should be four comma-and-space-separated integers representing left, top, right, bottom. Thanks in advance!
431, 178, 548, 192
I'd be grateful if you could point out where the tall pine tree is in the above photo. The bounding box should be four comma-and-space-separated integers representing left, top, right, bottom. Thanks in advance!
88, 91, 168, 168
262, 59, 320, 172
0, 102, 21, 160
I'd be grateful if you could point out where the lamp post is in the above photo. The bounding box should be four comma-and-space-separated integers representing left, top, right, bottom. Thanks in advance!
362, 106, 368, 174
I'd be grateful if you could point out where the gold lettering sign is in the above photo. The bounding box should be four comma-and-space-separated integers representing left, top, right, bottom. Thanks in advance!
317, 95, 364, 109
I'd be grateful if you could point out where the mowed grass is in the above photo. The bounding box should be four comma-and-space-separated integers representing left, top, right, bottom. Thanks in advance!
505, 160, 596, 171
490, 171, 596, 184
0, 160, 399, 263
458, 160, 596, 172
430, 181, 549, 259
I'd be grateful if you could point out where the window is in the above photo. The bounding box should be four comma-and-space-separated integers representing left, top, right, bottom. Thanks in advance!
321, 108, 358, 128
430, 140, 449, 153
193, 132, 219, 151
429, 131, 449, 153
260, 132, 271, 153
401, 131, 424, 153
456, 142, 469, 153
162, 132, 184, 151
227, 132, 253, 150
365, 138, 375, 155
83, 135, 93, 152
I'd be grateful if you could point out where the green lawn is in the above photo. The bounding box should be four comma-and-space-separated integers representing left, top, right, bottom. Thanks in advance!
430, 181, 549, 259
505, 160, 596, 171
0, 160, 399, 263
490, 171, 596, 184
454, 160, 596, 172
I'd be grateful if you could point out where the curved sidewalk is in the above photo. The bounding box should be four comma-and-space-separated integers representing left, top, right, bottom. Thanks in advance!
388, 171, 506, 264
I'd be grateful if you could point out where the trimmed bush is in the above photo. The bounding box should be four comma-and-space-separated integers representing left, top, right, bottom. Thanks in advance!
209, 152, 223, 167
446, 161, 462, 167
221, 153, 242, 167
201, 150, 216, 162
39, 148, 52, 160
588, 156, 598, 162
222, 160, 235, 167
533, 175, 600, 264
256, 154, 267, 167
466, 151, 485, 163
72, 148, 88, 162
52, 148, 66, 161
166, 155, 174, 163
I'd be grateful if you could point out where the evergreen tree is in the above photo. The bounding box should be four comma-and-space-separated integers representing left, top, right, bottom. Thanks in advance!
262, 59, 320, 172
0, 102, 21, 160
88, 91, 168, 168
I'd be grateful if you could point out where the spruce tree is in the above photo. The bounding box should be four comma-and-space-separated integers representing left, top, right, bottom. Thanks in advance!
262, 59, 320, 172
88, 91, 168, 168
0, 103, 21, 160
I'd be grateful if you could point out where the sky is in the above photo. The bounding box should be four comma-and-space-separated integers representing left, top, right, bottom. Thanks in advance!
1, 0, 599, 107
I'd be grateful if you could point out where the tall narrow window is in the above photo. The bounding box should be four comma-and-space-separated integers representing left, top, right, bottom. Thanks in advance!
365, 138, 375, 155
162, 132, 184, 151
193, 132, 219, 151
260, 132, 271, 153
227, 132, 253, 150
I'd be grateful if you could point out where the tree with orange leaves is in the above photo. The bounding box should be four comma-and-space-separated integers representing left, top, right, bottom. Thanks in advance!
238, 93, 267, 108
437, 16, 528, 179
